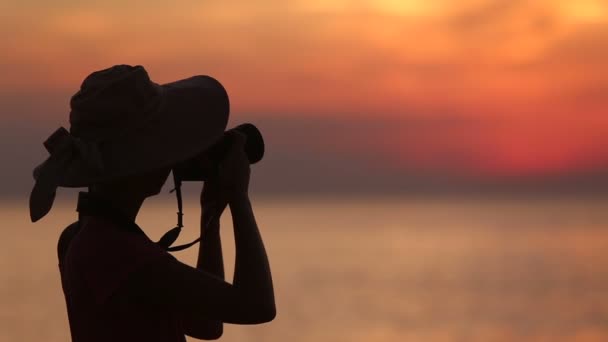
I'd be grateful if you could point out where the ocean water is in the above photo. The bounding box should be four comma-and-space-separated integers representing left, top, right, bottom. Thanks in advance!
2, 196, 608, 342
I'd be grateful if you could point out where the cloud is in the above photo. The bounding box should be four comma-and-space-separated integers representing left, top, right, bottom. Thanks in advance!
2, 97, 608, 199
239, 114, 608, 195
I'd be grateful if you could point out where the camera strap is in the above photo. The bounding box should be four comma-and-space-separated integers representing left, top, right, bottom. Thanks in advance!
155, 172, 203, 252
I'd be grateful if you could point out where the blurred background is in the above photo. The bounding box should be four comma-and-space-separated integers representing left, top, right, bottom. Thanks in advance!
1, 0, 607, 341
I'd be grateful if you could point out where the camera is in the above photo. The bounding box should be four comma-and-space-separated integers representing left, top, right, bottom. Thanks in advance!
173, 123, 265, 181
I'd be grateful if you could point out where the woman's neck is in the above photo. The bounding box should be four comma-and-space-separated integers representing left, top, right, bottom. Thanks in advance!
90, 189, 146, 222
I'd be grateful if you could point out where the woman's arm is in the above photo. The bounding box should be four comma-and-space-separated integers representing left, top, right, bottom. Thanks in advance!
182, 198, 226, 339
229, 194, 275, 321
197, 212, 224, 277
196, 177, 229, 279
218, 130, 275, 321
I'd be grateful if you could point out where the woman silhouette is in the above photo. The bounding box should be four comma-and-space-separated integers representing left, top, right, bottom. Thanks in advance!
29, 65, 276, 341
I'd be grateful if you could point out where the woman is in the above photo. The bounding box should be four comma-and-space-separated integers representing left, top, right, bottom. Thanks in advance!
29, 65, 276, 341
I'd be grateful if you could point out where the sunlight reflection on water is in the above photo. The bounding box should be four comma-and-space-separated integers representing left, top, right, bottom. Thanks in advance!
2, 196, 608, 342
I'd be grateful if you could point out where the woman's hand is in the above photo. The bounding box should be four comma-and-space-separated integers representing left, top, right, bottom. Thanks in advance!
216, 130, 250, 201
199, 130, 250, 227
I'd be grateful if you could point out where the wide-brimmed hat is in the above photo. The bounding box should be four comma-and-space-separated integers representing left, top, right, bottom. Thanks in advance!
29, 65, 230, 222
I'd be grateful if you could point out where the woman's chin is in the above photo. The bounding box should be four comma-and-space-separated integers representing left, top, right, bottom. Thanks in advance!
145, 188, 163, 198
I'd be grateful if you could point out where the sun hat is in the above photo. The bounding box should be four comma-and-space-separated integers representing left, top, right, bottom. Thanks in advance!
29, 64, 230, 222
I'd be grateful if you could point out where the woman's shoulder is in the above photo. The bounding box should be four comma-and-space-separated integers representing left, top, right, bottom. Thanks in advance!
60, 216, 165, 266
57, 221, 82, 268
60, 217, 173, 302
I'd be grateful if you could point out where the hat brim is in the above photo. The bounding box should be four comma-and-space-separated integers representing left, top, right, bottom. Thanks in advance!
55, 75, 230, 187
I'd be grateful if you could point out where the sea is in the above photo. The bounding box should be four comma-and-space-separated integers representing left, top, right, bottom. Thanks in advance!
2, 195, 608, 342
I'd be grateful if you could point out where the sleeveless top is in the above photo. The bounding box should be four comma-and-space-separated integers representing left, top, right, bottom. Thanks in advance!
57, 193, 186, 342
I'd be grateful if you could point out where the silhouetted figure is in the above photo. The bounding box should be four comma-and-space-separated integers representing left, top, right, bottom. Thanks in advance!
29, 65, 276, 341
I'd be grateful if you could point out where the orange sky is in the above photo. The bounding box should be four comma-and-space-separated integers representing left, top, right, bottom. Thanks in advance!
1, 0, 607, 181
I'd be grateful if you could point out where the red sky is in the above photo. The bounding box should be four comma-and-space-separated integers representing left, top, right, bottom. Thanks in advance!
1, 0, 607, 186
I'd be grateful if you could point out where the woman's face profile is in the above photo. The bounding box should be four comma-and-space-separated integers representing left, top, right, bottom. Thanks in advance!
132, 166, 172, 197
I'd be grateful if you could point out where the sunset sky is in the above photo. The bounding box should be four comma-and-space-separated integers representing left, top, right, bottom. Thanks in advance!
1, 0, 607, 196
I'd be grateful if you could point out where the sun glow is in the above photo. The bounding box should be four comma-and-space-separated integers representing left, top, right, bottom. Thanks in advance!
559, 0, 607, 23
370, 0, 442, 16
